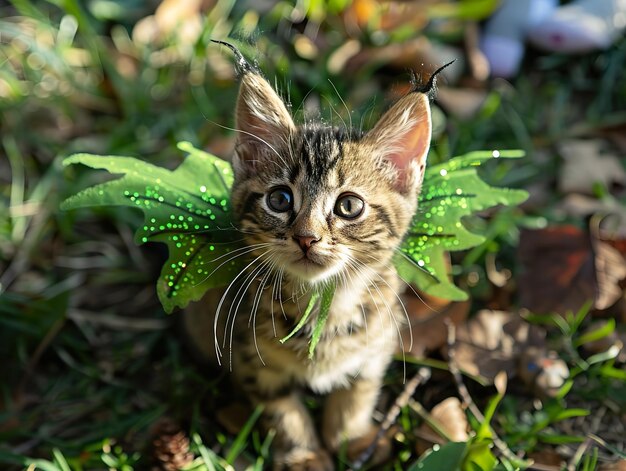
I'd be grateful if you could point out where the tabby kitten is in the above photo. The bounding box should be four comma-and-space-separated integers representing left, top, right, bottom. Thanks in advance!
185, 46, 435, 471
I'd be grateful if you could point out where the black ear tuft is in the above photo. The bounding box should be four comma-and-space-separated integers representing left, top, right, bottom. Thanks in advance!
211, 39, 257, 76
410, 59, 456, 98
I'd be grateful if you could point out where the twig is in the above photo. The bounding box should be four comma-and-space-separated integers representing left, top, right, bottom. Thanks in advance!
567, 436, 592, 471
445, 319, 520, 463
349, 367, 431, 470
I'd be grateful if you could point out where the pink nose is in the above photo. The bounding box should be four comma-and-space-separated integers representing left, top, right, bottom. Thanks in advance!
293, 234, 320, 253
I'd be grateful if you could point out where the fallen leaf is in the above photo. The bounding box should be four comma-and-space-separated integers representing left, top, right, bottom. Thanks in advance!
416, 397, 469, 455
558, 139, 626, 195
447, 310, 546, 381
494, 371, 507, 395
594, 239, 626, 310
518, 225, 626, 315
527, 449, 564, 468
599, 460, 626, 471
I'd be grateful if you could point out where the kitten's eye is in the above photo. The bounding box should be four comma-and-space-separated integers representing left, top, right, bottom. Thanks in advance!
334, 194, 364, 219
267, 187, 293, 212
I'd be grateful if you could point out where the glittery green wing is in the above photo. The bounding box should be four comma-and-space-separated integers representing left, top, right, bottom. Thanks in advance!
61, 142, 245, 313
396, 150, 528, 300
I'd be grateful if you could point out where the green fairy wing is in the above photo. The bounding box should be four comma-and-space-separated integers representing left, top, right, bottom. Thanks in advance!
396, 150, 529, 300
61, 142, 245, 313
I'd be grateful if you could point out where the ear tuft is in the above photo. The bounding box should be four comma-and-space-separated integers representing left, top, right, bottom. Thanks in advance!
410, 59, 456, 98
211, 39, 256, 76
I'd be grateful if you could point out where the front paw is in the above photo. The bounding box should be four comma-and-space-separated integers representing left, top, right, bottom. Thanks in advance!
273, 447, 334, 471
337, 425, 393, 468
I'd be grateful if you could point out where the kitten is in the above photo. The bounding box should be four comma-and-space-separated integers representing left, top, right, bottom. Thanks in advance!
185, 43, 436, 471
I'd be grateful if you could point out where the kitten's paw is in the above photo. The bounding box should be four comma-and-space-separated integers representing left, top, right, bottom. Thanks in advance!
344, 425, 393, 467
273, 448, 334, 471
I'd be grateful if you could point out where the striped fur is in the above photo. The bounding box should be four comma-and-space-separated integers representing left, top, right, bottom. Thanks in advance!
184, 67, 432, 470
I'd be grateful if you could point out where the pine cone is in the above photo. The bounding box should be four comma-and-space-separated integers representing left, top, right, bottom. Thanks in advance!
151, 418, 193, 471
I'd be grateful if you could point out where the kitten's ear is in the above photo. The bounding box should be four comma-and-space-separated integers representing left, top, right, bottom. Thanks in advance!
235, 72, 295, 171
364, 91, 431, 193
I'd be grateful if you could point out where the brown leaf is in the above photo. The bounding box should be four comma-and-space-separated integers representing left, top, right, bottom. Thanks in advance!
599, 460, 626, 471
416, 397, 469, 455
449, 310, 546, 381
594, 239, 626, 309
494, 371, 507, 395
528, 449, 564, 468
558, 139, 626, 195
518, 226, 626, 315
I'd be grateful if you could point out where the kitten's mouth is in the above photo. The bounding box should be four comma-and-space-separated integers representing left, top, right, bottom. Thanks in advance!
297, 254, 323, 266
287, 252, 341, 282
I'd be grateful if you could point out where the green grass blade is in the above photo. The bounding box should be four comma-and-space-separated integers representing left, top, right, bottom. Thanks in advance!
280, 290, 320, 343
308, 283, 336, 358
225, 405, 264, 464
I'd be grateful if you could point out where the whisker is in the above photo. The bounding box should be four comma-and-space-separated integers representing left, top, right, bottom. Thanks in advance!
226, 251, 277, 370
350, 246, 440, 315
249, 254, 279, 364
213, 250, 269, 364
348, 256, 408, 381
205, 120, 289, 169
327, 78, 352, 132
199, 242, 273, 267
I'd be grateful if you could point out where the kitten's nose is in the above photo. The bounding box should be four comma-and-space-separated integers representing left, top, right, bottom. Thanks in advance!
293, 233, 320, 253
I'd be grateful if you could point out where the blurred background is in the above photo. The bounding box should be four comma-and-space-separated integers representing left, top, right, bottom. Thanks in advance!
1, 0, 625, 470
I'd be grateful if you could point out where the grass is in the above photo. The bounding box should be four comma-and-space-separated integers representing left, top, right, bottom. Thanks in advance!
1, 0, 626, 470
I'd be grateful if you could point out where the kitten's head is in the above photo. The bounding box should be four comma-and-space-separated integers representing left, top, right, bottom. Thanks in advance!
230, 71, 432, 284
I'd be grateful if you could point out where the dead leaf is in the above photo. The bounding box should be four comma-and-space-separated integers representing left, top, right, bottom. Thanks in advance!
570, 116, 626, 155
599, 460, 626, 471
593, 239, 626, 309
518, 225, 626, 315
528, 449, 564, 468
558, 139, 626, 195
494, 371, 507, 395
447, 310, 546, 381
416, 397, 469, 455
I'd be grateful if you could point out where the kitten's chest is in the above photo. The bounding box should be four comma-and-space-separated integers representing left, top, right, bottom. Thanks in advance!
250, 277, 402, 392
